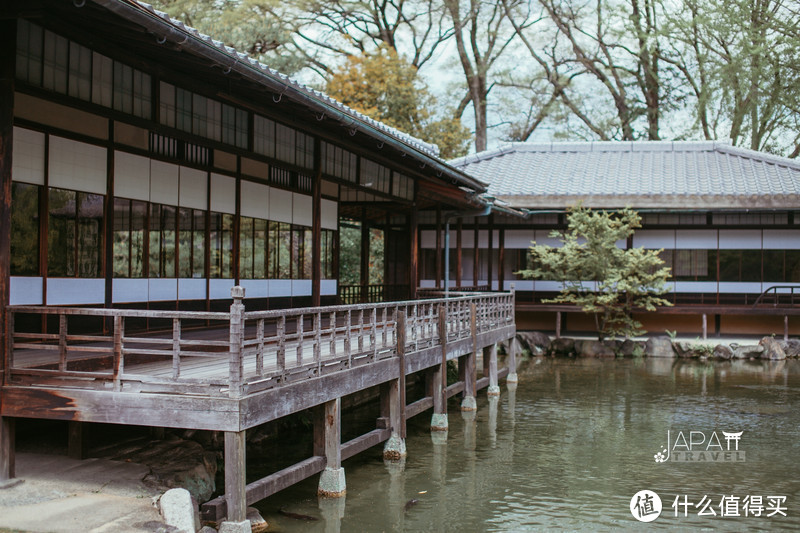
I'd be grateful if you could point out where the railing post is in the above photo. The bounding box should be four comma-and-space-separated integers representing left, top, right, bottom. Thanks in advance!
58, 313, 67, 372
383, 311, 407, 460
431, 304, 448, 432
171, 318, 181, 380
228, 286, 245, 399
113, 315, 123, 392
702, 314, 707, 341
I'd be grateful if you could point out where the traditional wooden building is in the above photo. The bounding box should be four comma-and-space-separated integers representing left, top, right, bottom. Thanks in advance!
0, 0, 492, 321
426, 141, 800, 336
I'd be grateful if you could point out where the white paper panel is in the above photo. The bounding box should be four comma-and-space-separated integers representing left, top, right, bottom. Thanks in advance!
47, 278, 105, 305
210, 173, 236, 214
293, 193, 312, 226
112, 279, 149, 303
269, 279, 292, 297
321, 199, 337, 230
504, 229, 535, 248
674, 281, 718, 293
113, 151, 150, 201
321, 280, 337, 296
269, 188, 293, 223
718, 282, 762, 294
719, 229, 761, 249
49, 136, 107, 194
632, 230, 675, 249
477, 230, 500, 248
178, 278, 206, 300
10, 277, 43, 305
12, 127, 45, 185
507, 280, 533, 291
180, 166, 208, 210
676, 230, 718, 249
240, 180, 270, 219
240, 279, 268, 299
292, 280, 312, 296
419, 280, 435, 288
534, 281, 564, 292
209, 278, 235, 299
150, 160, 179, 206
148, 278, 178, 301
763, 230, 800, 250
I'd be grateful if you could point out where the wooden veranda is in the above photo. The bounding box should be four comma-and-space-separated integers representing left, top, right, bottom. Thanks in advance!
0, 289, 517, 524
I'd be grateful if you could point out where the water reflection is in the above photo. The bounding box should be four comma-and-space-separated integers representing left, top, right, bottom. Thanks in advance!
258, 357, 800, 531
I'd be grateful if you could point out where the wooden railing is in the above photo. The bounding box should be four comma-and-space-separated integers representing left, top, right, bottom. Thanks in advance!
6, 290, 516, 397
753, 285, 800, 307
337, 284, 410, 304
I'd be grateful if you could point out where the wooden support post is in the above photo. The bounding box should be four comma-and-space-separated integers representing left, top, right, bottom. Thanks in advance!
430, 305, 448, 431
487, 215, 494, 290
785, 315, 789, 342
228, 286, 245, 398
498, 228, 505, 291
456, 219, 462, 288
472, 220, 479, 288
556, 311, 562, 339
317, 398, 346, 497
223, 430, 247, 523
68, 421, 83, 460
486, 343, 500, 396
435, 206, 442, 288
312, 138, 322, 307
461, 303, 477, 411
409, 204, 419, 300
360, 211, 370, 303
507, 336, 518, 384
0, 417, 15, 484
702, 314, 707, 341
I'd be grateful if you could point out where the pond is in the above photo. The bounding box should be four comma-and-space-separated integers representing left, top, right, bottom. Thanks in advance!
255, 357, 800, 531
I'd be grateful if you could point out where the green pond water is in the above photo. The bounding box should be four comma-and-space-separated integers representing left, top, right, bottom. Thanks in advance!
254, 357, 800, 531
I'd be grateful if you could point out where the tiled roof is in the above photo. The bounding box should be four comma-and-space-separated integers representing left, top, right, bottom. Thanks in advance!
450, 141, 800, 209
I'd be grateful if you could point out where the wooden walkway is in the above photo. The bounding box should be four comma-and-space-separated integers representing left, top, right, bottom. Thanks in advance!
1, 289, 517, 525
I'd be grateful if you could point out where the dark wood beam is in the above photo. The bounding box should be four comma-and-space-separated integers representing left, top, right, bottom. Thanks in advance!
312, 138, 322, 307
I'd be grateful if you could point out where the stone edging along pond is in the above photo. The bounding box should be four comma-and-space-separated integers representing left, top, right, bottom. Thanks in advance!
515, 331, 800, 361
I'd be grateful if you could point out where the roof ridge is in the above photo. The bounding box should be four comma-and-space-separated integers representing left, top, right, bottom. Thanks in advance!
714, 144, 800, 171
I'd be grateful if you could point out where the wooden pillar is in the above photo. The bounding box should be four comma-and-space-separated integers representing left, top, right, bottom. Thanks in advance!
360, 209, 369, 303
311, 138, 322, 307
408, 205, 418, 300
785, 315, 789, 342
68, 421, 83, 460
317, 398, 346, 497
224, 430, 247, 523
486, 343, 500, 396
702, 314, 707, 341
435, 207, 442, 288
498, 228, 505, 291
507, 336, 518, 384
430, 305, 448, 431
556, 311, 562, 339
103, 122, 115, 320
456, 220, 463, 289
0, 18, 16, 485
472, 220, 479, 288
383, 311, 407, 459
460, 303, 477, 410
487, 215, 494, 290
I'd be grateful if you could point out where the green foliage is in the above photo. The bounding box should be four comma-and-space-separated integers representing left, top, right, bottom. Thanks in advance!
518, 204, 672, 340
338, 220, 385, 286
325, 48, 471, 159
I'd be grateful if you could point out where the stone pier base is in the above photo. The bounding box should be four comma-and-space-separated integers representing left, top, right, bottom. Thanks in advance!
317, 467, 346, 498
506, 373, 518, 384
219, 520, 252, 533
382, 434, 407, 460
430, 413, 449, 431
460, 395, 477, 411
487, 385, 501, 397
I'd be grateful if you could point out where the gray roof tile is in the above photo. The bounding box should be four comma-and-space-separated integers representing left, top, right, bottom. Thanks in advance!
450, 141, 800, 209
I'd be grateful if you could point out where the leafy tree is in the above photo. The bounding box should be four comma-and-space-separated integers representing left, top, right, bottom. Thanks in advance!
518, 205, 671, 339
326, 48, 471, 158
